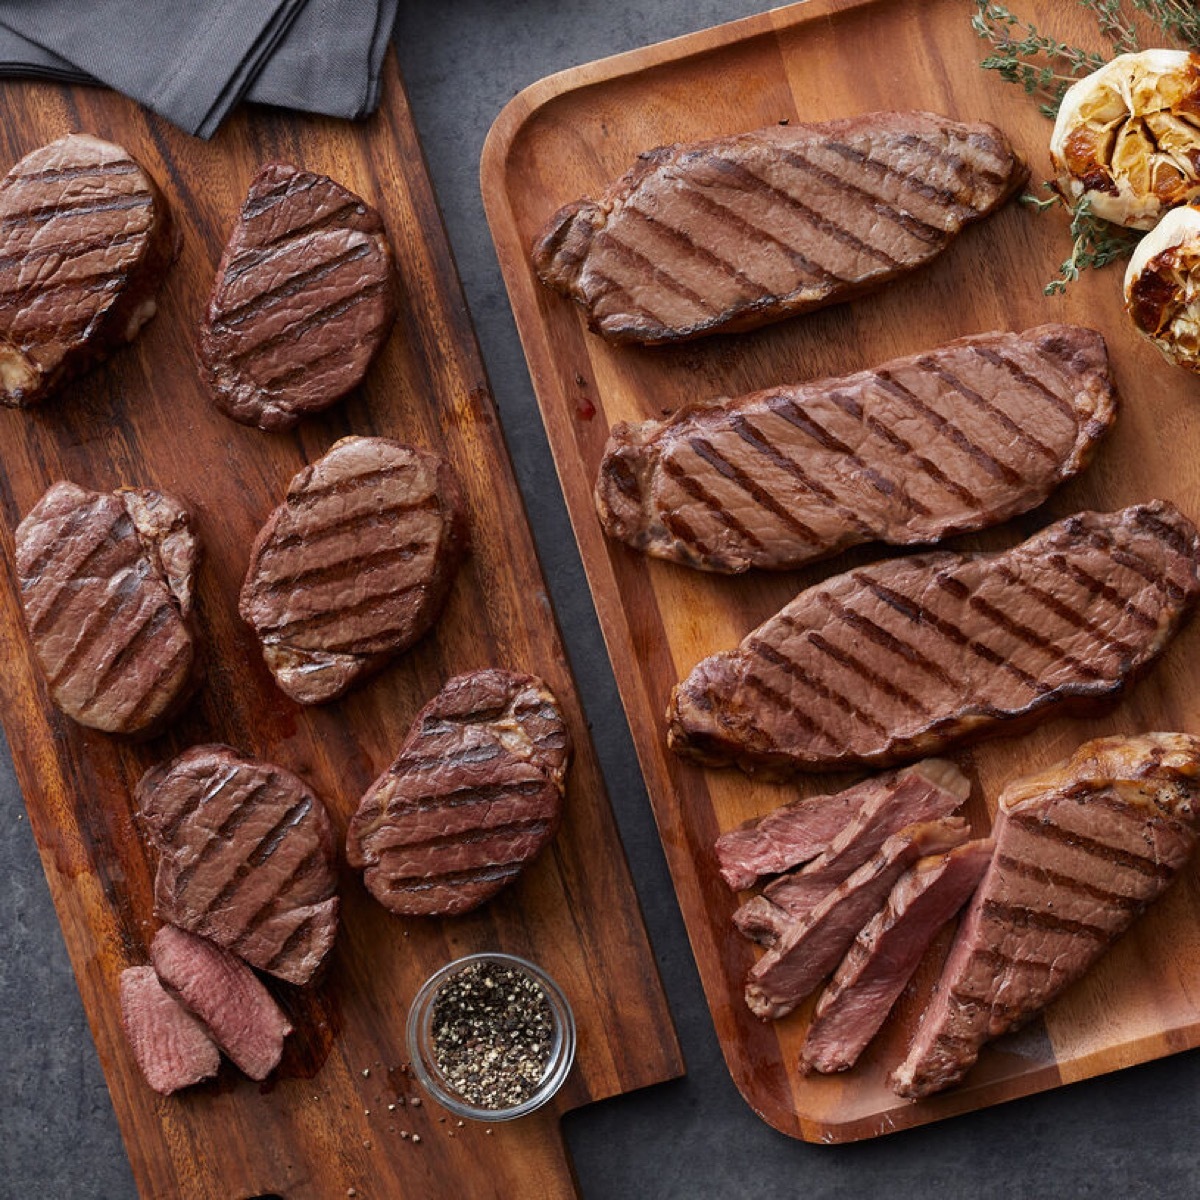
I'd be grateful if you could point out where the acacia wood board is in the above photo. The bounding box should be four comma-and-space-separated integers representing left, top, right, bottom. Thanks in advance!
0, 54, 683, 1200
481, 0, 1200, 1144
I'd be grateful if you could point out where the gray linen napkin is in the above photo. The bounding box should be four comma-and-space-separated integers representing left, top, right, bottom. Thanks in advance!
0, 0, 397, 138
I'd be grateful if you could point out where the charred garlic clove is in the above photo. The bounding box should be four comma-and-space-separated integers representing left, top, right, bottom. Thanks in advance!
1124, 204, 1200, 371
1051, 50, 1200, 231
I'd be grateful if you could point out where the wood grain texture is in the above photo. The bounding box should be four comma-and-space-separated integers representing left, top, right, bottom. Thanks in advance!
0, 53, 682, 1200
481, 0, 1200, 1143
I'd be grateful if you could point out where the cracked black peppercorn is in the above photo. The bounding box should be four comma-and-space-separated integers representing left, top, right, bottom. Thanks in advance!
430, 962, 554, 1109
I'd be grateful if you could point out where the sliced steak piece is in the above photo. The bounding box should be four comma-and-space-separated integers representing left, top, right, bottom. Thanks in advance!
0, 133, 174, 407
239, 436, 467, 705
346, 669, 571, 916
753, 759, 968, 920
150, 925, 292, 1081
800, 838, 993, 1075
532, 111, 1025, 346
137, 744, 338, 985
199, 162, 396, 431
119, 965, 220, 1095
597, 325, 1115, 573
891, 733, 1200, 1099
745, 818, 970, 1021
14, 480, 200, 735
669, 502, 1200, 774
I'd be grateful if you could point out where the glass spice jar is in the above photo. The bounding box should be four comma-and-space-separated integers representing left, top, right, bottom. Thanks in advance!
406, 952, 576, 1121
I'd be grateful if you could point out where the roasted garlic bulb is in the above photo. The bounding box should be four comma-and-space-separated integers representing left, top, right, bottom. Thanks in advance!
1124, 203, 1200, 371
1051, 50, 1200, 230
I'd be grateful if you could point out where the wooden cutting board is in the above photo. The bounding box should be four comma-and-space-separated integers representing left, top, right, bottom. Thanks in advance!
0, 53, 683, 1200
481, 0, 1200, 1144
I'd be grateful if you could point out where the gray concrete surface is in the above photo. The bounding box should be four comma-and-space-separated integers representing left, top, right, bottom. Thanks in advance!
2, 3, 1198, 1197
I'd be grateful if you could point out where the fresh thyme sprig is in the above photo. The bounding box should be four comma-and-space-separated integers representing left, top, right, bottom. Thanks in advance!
1091, 0, 1141, 54
1131, 0, 1200, 49
1032, 193, 1145, 295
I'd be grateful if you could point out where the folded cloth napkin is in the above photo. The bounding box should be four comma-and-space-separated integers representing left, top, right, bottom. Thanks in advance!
0, 0, 398, 139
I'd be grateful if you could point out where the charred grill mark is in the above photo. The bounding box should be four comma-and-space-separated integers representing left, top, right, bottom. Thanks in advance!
1008, 811, 1176, 879
393, 741, 505, 776
288, 463, 432, 510
808, 629, 931, 716
167, 778, 276, 893
979, 898, 1109, 943
704, 153, 903, 268
971, 346, 1080, 423
0, 227, 146, 274
0, 191, 152, 228
1133, 507, 1198, 560
263, 497, 439, 556
7, 159, 139, 186
968, 593, 1106, 680
0, 269, 125, 306
254, 199, 365, 252
823, 139, 975, 215
662, 508, 716, 558
383, 863, 524, 897
372, 817, 552, 864
81, 606, 185, 715
18, 497, 113, 584
44, 562, 149, 686
241, 172, 321, 219
248, 797, 314, 868
994, 852, 1147, 912
255, 541, 433, 596
1075, 528, 1186, 605
741, 668, 837, 746
894, 131, 1009, 192
874, 370, 1022, 485
594, 228, 719, 313
660, 455, 766, 549
262, 912, 322, 972
776, 146, 948, 245
256, 578, 422, 638
367, 779, 550, 826
624, 202, 764, 295
153, 763, 243, 846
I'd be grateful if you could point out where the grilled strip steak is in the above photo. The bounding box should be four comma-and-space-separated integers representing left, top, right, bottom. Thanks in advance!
891, 733, 1200, 1099
15, 480, 200, 735
346, 669, 571, 916
239, 436, 467, 705
532, 111, 1025, 345
800, 838, 993, 1076
199, 163, 396, 430
119, 965, 220, 1095
596, 325, 1116, 573
138, 745, 339, 985
0, 133, 174, 407
745, 818, 970, 1021
150, 926, 292, 1081
669, 502, 1200, 774
751, 760, 968, 922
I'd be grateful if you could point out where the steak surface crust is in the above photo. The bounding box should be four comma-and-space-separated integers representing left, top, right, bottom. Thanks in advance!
199, 162, 396, 430
891, 733, 1200, 1098
15, 480, 200, 735
597, 325, 1116, 572
669, 502, 1200, 773
137, 744, 339, 985
533, 111, 1026, 345
239, 435, 468, 705
346, 669, 571, 916
0, 133, 174, 406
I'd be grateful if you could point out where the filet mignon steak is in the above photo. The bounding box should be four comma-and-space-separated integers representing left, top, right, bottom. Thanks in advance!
597, 325, 1116, 572
891, 733, 1200, 1098
669, 502, 1200, 774
0, 133, 173, 406
119, 964, 220, 1095
137, 744, 339, 985
532, 111, 1025, 345
346, 669, 571, 916
15, 480, 200, 735
199, 162, 396, 430
239, 436, 468, 705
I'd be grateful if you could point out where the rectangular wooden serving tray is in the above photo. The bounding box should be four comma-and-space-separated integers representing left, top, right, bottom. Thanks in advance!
481, 0, 1200, 1143
0, 54, 682, 1200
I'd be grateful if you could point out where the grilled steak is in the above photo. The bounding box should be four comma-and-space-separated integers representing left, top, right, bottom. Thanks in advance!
239, 436, 467, 705
119, 965, 220, 1095
669, 502, 1200, 774
532, 111, 1025, 346
800, 838, 993, 1076
754, 760, 967, 919
745, 818, 970, 1021
199, 162, 396, 431
150, 925, 292, 1081
0, 133, 173, 407
346, 669, 571, 916
891, 733, 1200, 1099
137, 745, 338, 985
15, 480, 200, 735
597, 325, 1116, 573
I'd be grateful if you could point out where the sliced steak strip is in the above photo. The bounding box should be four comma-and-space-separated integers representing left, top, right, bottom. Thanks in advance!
891, 733, 1200, 1098
745, 817, 970, 1021
800, 838, 993, 1075
15, 480, 200, 735
597, 325, 1115, 573
150, 926, 292, 1081
119, 965, 220, 1095
669, 502, 1200, 774
138, 744, 339, 985
0, 133, 174, 407
199, 162, 396, 431
533, 111, 1025, 345
346, 669, 571, 916
239, 436, 468, 705
754, 759, 968, 920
